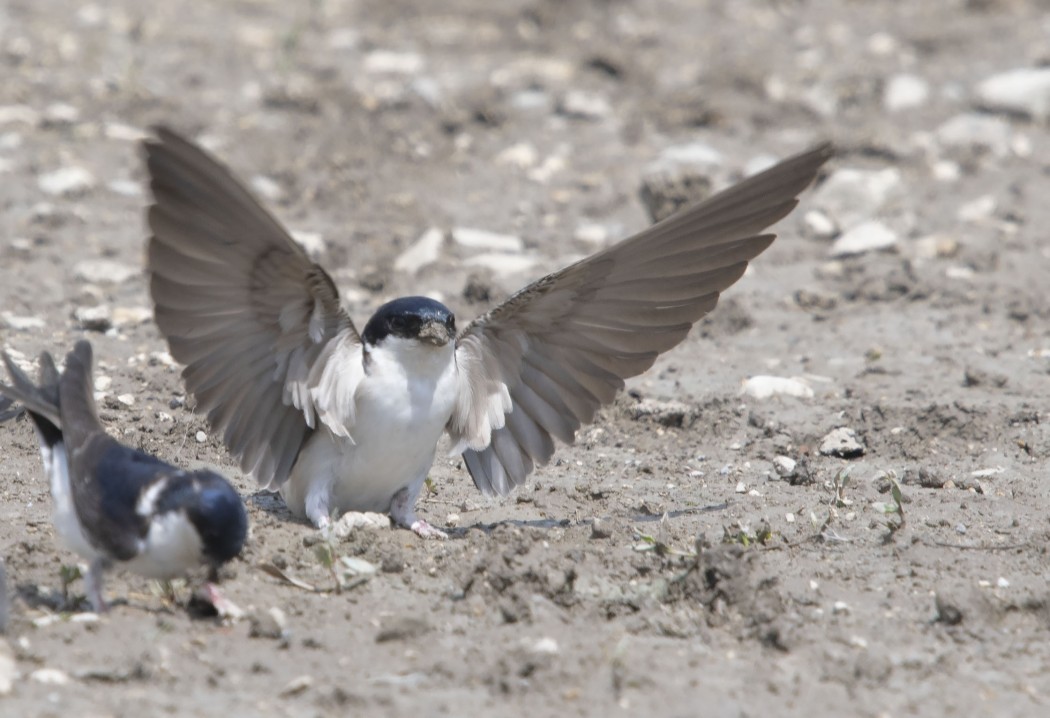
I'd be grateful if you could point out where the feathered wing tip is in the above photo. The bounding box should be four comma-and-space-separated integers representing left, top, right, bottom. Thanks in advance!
56, 340, 105, 449
0, 349, 64, 447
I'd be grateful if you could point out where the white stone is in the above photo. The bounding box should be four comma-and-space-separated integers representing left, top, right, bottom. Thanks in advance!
73, 305, 113, 331
394, 227, 445, 274
490, 58, 575, 89
330, 511, 391, 538
107, 179, 141, 197
74, 259, 138, 284
931, 160, 961, 182
290, 230, 325, 259
103, 122, 147, 142
956, 194, 996, 223
116, 394, 135, 407
195, 431, 207, 443
829, 221, 898, 257
819, 427, 864, 457
772, 456, 797, 478
803, 210, 838, 239
560, 90, 611, 120
112, 306, 153, 327
44, 102, 79, 125
740, 375, 814, 400
935, 113, 1012, 157
250, 175, 283, 202
976, 67, 1050, 121
452, 227, 523, 253
364, 50, 424, 74
884, 74, 929, 112
0, 641, 14, 696
573, 223, 609, 246
1, 312, 45, 331
657, 142, 723, 168
813, 168, 903, 230
30, 668, 69, 685
93, 376, 112, 391
463, 253, 539, 276
532, 637, 559, 655
495, 142, 538, 169
744, 154, 778, 176
0, 105, 39, 126
38, 166, 95, 196
913, 234, 958, 260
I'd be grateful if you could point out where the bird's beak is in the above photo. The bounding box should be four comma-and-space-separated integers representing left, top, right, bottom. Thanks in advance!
418, 320, 453, 346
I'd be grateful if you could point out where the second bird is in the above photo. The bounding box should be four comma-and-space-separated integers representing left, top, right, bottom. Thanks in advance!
144, 127, 831, 537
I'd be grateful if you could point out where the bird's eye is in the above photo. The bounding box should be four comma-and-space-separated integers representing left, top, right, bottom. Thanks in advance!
390, 316, 407, 331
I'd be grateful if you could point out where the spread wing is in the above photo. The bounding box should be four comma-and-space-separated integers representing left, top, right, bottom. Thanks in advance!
145, 127, 363, 489
447, 143, 833, 495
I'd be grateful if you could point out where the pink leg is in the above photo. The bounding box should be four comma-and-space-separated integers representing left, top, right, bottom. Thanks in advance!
390, 486, 447, 540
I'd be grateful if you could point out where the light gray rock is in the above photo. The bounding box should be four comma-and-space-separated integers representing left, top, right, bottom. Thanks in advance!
740, 376, 814, 400
935, 113, 1012, 157
364, 50, 424, 74
1, 312, 45, 331
656, 142, 723, 168
73, 305, 113, 332
819, 427, 865, 458
38, 166, 95, 196
976, 67, 1050, 121
829, 221, 898, 257
73, 259, 138, 284
452, 227, 523, 253
573, 223, 609, 246
560, 90, 611, 120
884, 74, 929, 112
394, 227, 445, 274
772, 456, 798, 479
803, 209, 838, 239
250, 175, 283, 202
290, 230, 325, 260
463, 252, 539, 276
812, 168, 903, 230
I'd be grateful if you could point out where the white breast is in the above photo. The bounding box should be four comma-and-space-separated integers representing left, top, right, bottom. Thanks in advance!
44, 441, 99, 562
124, 511, 204, 579
284, 337, 458, 515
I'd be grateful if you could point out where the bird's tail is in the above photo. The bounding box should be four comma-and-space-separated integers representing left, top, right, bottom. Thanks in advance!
0, 349, 64, 448
56, 340, 105, 450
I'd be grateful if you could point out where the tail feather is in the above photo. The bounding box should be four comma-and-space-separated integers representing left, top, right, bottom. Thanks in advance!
57, 340, 104, 449
0, 351, 63, 447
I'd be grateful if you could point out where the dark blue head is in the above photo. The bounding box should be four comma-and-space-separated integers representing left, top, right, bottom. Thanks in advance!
183, 472, 248, 566
361, 296, 456, 347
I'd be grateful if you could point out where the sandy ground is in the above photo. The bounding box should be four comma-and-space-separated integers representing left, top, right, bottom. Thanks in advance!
2, 0, 1050, 715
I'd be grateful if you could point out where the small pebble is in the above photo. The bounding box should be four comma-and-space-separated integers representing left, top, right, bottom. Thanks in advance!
73, 305, 113, 332
559, 89, 611, 120
829, 221, 899, 257
741, 375, 814, 400
195, 431, 207, 443
975, 67, 1050, 121
819, 427, 865, 458
452, 227, 523, 253
394, 228, 444, 274
38, 166, 95, 196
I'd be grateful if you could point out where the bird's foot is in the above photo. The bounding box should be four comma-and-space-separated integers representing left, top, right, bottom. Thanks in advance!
390, 486, 446, 539
410, 519, 448, 540
196, 582, 244, 619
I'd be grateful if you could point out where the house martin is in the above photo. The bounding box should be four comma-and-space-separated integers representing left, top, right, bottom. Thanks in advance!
144, 127, 831, 538
0, 341, 248, 611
